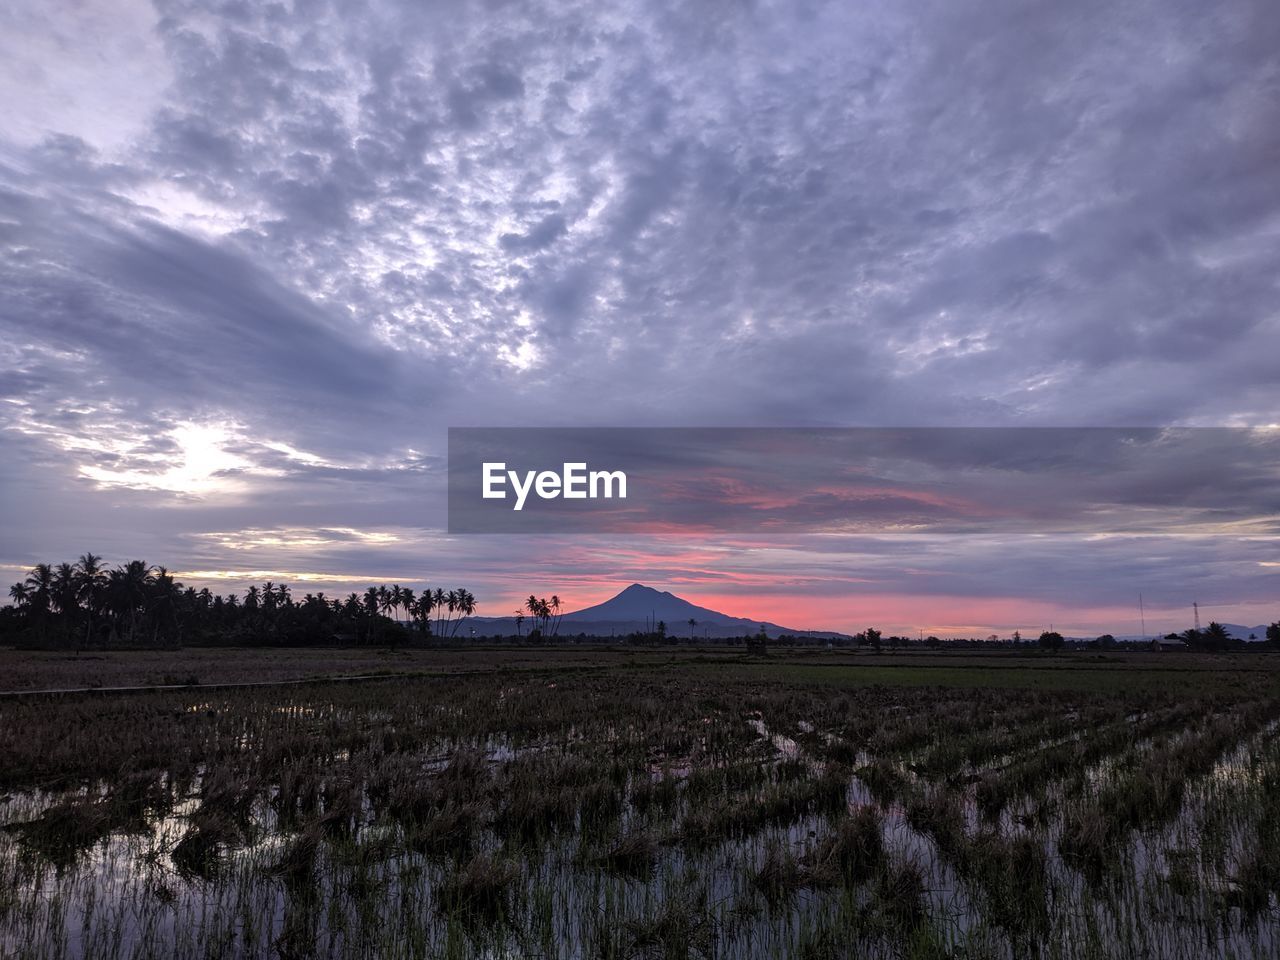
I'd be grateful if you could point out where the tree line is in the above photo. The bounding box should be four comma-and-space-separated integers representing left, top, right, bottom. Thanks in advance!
2, 555, 477, 648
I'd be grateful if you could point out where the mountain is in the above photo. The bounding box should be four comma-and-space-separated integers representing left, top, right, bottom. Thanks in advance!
467, 583, 849, 640
1218, 623, 1271, 641
563, 584, 756, 627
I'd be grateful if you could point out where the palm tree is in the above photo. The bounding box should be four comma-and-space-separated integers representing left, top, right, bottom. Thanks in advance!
21, 564, 53, 644
433, 588, 447, 635
441, 590, 459, 637
514, 609, 524, 638
343, 593, 361, 619
150, 566, 182, 645
110, 560, 152, 644
449, 589, 477, 638
525, 595, 551, 637
8, 582, 30, 608
23, 563, 53, 605
75, 552, 107, 647
363, 587, 381, 643
688, 618, 697, 641
549, 595, 562, 637
413, 592, 435, 638
1203, 621, 1233, 650
51, 563, 78, 646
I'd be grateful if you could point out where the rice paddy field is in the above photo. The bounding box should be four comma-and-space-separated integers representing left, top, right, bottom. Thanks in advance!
2, 648, 1279, 959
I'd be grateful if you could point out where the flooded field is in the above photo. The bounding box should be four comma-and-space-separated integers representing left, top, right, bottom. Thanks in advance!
2, 658, 1279, 958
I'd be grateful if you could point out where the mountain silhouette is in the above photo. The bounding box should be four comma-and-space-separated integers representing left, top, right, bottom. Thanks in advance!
563, 583, 757, 626
469, 583, 848, 639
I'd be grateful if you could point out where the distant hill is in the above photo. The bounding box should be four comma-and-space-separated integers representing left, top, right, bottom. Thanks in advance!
467, 583, 850, 640
1220, 623, 1271, 641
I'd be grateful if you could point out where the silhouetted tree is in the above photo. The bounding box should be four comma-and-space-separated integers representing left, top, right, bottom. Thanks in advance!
3, 558, 477, 650
1038, 630, 1064, 653
549, 595, 563, 637
866, 627, 882, 654
1194, 621, 1234, 652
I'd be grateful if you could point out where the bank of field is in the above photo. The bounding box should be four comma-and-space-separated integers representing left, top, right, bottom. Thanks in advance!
2, 651, 1279, 958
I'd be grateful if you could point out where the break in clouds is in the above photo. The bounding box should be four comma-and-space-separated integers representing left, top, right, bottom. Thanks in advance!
1, 0, 1278, 632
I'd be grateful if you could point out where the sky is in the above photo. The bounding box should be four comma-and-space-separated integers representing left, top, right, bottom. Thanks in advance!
0, 0, 1277, 636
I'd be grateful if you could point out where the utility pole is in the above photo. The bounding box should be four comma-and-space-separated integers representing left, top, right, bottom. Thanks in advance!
1193, 601, 1200, 632
1139, 594, 1146, 639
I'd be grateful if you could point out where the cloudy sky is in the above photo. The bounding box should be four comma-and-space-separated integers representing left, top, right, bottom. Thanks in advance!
1, 0, 1277, 635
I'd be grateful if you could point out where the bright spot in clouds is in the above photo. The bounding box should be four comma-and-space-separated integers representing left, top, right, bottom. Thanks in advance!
80, 423, 251, 496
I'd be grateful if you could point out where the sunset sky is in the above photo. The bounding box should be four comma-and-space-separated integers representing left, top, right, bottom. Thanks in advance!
2, 0, 1278, 636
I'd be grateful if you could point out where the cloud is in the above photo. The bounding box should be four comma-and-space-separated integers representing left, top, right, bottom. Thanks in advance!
500, 213, 568, 253
1, 0, 1278, 630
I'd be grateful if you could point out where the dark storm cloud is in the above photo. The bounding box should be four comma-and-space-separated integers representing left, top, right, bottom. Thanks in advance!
1, 0, 1278, 626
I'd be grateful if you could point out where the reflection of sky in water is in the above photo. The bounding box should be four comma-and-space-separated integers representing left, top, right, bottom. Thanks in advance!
1, 713, 1278, 958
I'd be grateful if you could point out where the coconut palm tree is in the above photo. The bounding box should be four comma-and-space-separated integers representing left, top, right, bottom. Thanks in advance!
75, 553, 108, 647
149, 567, 182, 645
18, 564, 53, 644
413, 591, 435, 637
432, 588, 447, 635
357, 587, 379, 643
110, 560, 152, 644
525, 595, 551, 637
440, 590, 458, 637
23, 564, 53, 605
50, 563, 79, 646
549, 595, 562, 637
449, 589, 477, 638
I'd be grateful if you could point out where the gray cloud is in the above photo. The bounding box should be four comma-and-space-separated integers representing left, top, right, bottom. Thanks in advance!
1, 0, 1278, 630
